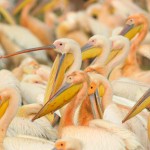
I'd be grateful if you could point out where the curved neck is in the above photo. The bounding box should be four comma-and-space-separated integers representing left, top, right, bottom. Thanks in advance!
126, 23, 148, 65
66, 50, 82, 76
101, 76, 113, 110
20, 1, 35, 24
0, 89, 19, 143
59, 81, 88, 134
93, 43, 111, 66
106, 44, 130, 77
101, 79, 113, 110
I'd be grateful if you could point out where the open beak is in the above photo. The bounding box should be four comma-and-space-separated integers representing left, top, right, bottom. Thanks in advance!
32, 81, 83, 121
0, 6, 15, 25
89, 83, 104, 119
119, 23, 143, 40
43, 52, 74, 104
0, 96, 9, 119
89, 88, 103, 119
122, 88, 150, 123
81, 43, 102, 61
0, 45, 56, 58
13, 0, 31, 15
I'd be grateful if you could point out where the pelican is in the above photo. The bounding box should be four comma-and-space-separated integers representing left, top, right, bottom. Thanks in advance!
37, 71, 143, 150
12, 57, 51, 81
82, 35, 130, 78
122, 88, 150, 140
86, 72, 150, 149
0, 87, 55, 150
0, 69, 57, 141
111, 13, 150, 83
1, 38, 99, 120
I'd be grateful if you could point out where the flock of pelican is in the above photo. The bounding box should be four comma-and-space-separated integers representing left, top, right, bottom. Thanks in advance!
0, 0, 150, 150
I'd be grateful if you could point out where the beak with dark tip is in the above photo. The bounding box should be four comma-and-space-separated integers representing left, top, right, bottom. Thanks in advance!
119, 23, 143, 40
0, 45, 56, 59
32, 80, 83, 121
81, 43, 102, 61
122, 88, 150, 123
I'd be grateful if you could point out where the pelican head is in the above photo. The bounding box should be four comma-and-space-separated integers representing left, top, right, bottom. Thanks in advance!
53, 137, 82, 150
104, 35, 130, 66
120, 14, 148, 40
87, 72, 110, 119
32, 71, 89, 121
81, 35, 111, 61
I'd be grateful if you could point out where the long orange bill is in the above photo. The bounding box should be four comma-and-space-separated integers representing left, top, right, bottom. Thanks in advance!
0, 45, 56, 58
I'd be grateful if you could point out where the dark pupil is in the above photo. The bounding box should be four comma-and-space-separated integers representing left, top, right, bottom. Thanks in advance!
91, 86, 93, 89
61, 143, 63, 146
92, 14, 98, 19
60, 43, 62, 46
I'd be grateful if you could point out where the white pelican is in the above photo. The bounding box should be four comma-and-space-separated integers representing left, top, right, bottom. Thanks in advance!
38, 71, 143, 150
87, 72, 150, 149
0, 88, 55, 150
0, 69, 57, 141
111, 14, 150, 83
82, 35, 130, 78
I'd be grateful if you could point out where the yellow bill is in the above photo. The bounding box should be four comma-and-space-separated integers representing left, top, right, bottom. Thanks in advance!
0, 6, 15, 25
122, 88, 150, 123
120, 24, 143, 40
32, 82, 83, 121
88, 82, 104, 119
81, 43, 102, 60
0, 99, 9, 119
148, 113, 150, 140
43, 53, 74, 103
104, 49, 122, 65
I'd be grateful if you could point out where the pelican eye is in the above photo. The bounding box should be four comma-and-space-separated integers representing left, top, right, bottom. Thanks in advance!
92, 14, 98, 19
61, 143, 64, 146
91, 39, 95, 43
59, 43, 63, 46
67, 76, 73, 83
127, 19, 134, 25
